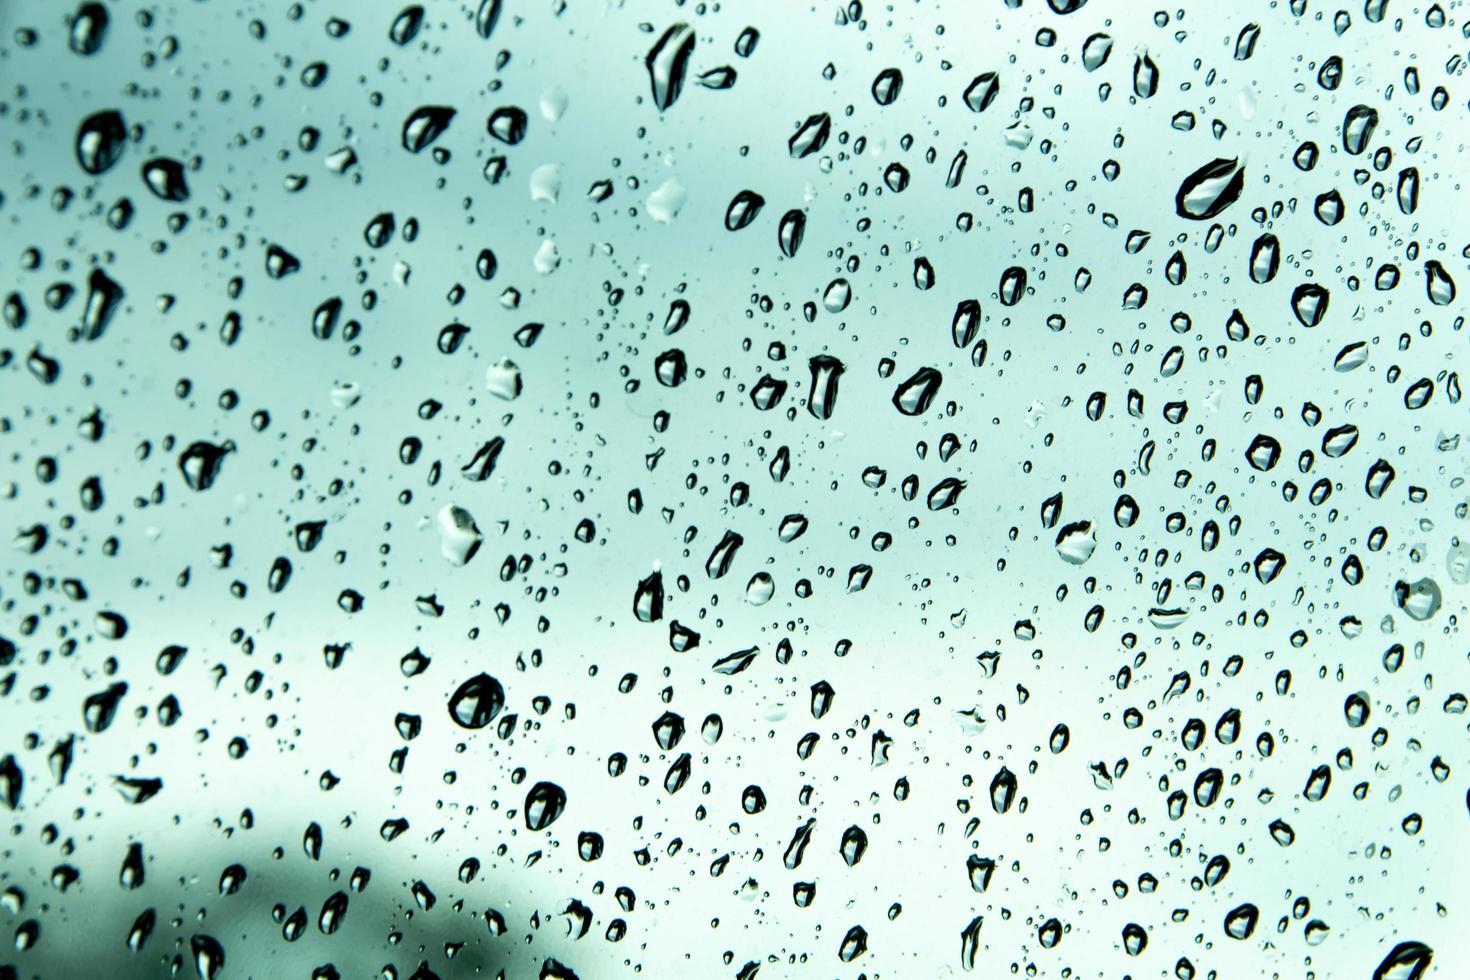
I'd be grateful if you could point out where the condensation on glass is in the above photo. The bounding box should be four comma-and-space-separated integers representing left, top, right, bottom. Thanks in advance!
0, 1, 1463, 978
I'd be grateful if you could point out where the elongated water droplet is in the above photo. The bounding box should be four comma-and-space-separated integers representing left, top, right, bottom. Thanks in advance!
989, 766, 1017, 813
1234, 23, 1261, 60
475, 0, 502, 39
646, 23, 696, 111
807, 355, 845, 420
190, 935, 226, 980
69, 3, 109, 55
1133, 51, 1159, 97
1176, 158, 1244, 219
788, 113, 831, 158
778, 209, 805, 257
1425, 260, 1456, 305
1372, 941, 1434, 980
1249, 233, 1279, 283
960, 915, 984, 971
1342, 104, 1378, 154
79, 268, 124, 341
999, 266, 1027, 305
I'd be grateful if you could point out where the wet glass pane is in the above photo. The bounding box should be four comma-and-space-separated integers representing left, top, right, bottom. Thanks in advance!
0, 1, 1462, 978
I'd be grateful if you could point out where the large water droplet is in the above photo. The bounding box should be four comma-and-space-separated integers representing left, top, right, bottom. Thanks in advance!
646, 23, 696, 111
788, 113, 831, 158
807, 355, 845, 420
448, 673, 505, 729
76, 110, 126, 175
389, 5, 424, 45
474, 0, 502, 39
1055, 521, 1097, 564
725, 190, 765, 231
1393, 577, 1442, 621
1223, 903, 1259, 940
1290, 282, 1330, 328
1342, 104, 1378, 154
190, 935, 226, 980
892, 367, 942, 415
1132, 52, 1160, 97
872, 68, 903, 105
79, 268, 124, 341
778, 209, 805, 257
963, 72, 1000, 112
1425, 260, 1456, 305
1081, 32, 1113, 71
524, 780, 568, 830
1372, 941, 1433, 980
1175, 157, 1244, 219
436, 504, 482, 566
402, 106, 455, 153
178, 441, 230, 491
141, 157, 189, 201
69, 3, 109, 56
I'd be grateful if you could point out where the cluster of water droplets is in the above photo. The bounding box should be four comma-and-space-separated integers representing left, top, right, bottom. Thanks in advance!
0, 0, 1465, 978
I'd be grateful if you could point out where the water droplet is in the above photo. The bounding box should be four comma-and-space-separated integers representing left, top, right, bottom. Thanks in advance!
69, 3, 109, 56
141, 157, 189, 201
389, 6, 425, 45
725, 190, 765, 231
807, 356, 845, 420
1425, 260, 1456, 305
190, 935, 226, 980
788, 113, 832, 158
1393, 577, 1442, 621
1342, 104, 1378, 154
76, 110, 126, 175
872, 68, 903, 105
485, 358, 522, 399
892, 367, 942, 415
646, 24, 696, 111
1055, 521, 1097, 564
1290, 282, 1330, 328
436, 504, 482, 566
448, 673, 505, 729
1223, 903, 1259, 940
1081, 32, 1113, 71
1175, 158, 1244, 219
474, 0, 502, 39
1372, 941, 1433, 980
963, 72, 1000, 112
402, 106, 455, 152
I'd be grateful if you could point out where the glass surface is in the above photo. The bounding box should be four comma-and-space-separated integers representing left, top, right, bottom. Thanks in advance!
0, 1, 1464, 978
